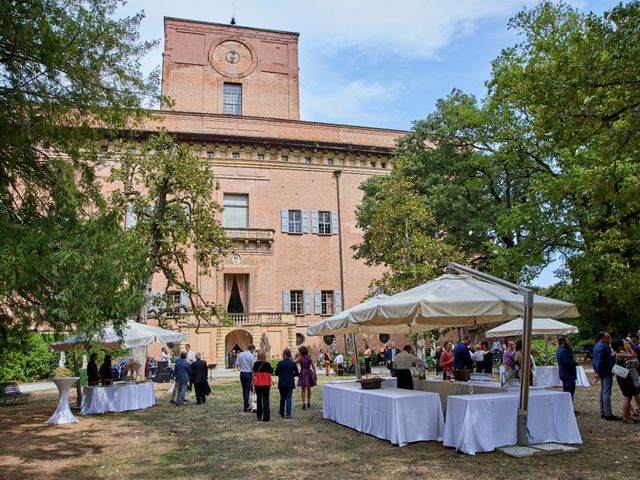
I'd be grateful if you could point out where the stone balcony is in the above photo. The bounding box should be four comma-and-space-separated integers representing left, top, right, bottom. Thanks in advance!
224, 228, 275, 247
227, 312, 295, 325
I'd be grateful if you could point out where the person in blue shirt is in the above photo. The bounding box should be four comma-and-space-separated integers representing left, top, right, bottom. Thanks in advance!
556, 336, 578, 402
173, 352, 191, 406
274, 348, 299, 418
453, 336, 473, 371
592, 331, 619, 420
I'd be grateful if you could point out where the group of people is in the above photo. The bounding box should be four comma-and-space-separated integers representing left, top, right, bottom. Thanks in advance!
235, 344, 317, 421
169, 344, 210, 406
592, 331, 640, 423
430, 336, 494, 381
87, 353, 114, 386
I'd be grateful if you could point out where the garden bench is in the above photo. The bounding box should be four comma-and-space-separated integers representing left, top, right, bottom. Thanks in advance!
0, 382, 31, 406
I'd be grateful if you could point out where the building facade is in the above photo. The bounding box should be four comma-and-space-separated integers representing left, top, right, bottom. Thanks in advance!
139, 18, 406, 365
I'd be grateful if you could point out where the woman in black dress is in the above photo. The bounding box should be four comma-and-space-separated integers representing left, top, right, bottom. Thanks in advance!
87, 353, 101, 386
99, 355, 113, 386
611, 339, 640, 423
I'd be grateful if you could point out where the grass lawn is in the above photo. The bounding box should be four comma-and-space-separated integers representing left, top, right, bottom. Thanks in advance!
0, 371, 638, 480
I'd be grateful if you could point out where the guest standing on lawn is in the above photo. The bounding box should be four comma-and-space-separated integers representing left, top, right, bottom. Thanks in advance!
440, 341, 454, 380
592, 331, 619, 421
296, 346, 317, 409
173, 352, 190, 406
235, 344, 256, 412
556, 336, 578, 402
611, 339, 640, 423
275, 348, 299, 418
190, 352, 209, 405
453, 336, 473, 371
252, 349, 273, 422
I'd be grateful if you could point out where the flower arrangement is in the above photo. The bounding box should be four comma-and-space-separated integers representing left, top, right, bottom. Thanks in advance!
124, 359, 141, 380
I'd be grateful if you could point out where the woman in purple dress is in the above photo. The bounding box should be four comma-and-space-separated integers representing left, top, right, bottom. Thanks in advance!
296, 346, 317, 409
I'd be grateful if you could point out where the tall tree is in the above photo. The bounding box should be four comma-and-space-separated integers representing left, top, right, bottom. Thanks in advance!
109, 130, 231, 370
0, 1, 159, 337
488, 0, 640, 333
354, 175, 463, 293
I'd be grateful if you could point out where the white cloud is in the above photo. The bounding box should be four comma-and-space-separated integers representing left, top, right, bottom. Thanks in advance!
301, 79, 401, 126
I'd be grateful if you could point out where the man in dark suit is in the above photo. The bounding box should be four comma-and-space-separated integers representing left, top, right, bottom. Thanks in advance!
190, 352, 209, 404
173, 352, 190, 405
274, 348, 299, 418
453, 336, 473, 371
385, 342, 401, 377
592, 331, 618, 420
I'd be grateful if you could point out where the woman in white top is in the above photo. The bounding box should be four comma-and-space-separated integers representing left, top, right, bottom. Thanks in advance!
161, 346, 172, 364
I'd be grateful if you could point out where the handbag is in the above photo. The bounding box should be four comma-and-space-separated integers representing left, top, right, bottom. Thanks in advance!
612, 363, 629, 378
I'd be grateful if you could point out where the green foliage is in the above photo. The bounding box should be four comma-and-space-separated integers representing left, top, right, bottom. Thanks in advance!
0, 0, 159, 338
531, 339, 557, 366
0, 331, 56, 382
356, 1, 640, 339
109, 130, 231, 328
354, 175, 464, 294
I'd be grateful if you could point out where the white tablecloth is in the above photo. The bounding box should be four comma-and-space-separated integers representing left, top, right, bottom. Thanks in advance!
535, 366, 590, 387
81, 382, 156, 415
443, 390, 582, 455
323, 382, 444, 447
46, 377, 80, 425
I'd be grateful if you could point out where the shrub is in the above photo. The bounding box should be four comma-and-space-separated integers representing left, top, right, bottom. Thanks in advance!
0, 332, 56, 382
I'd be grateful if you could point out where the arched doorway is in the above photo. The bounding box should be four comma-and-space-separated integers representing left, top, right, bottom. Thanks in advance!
225, 330, 252, 367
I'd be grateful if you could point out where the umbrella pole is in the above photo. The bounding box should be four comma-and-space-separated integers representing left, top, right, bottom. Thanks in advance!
545, 334, 549, 366
73, 350, 81, 407
517, 292, 534, 445
352, 333, 361, 379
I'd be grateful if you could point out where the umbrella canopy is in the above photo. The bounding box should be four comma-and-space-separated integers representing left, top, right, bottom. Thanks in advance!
50, 321, 185, 352
485, 318, 579, 338
307, 274, 579, 335
307, 293, 389, 336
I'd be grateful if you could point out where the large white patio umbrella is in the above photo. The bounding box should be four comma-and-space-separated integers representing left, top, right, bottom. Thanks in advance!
50, 321, 185, 351
485, 317, 579, 338
307, 293, 390, 336
330, 274, 579, 331
307, 268, 579, 446
486, 317, 579, 365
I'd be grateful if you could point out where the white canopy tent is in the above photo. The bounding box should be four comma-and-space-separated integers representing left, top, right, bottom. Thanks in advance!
307, 268, 579, 445
485, 317, 579, 338
308, 274, 578, 334
486, 317, 579, 365
50, 321, 186, 352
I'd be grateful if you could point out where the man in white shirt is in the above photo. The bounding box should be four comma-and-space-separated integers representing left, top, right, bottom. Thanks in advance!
334, 352, 344, 375
235, 344, 256, 412
185, 344, 196, 363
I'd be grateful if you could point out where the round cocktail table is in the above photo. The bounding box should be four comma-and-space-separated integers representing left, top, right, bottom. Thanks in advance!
46, 377, 80, 425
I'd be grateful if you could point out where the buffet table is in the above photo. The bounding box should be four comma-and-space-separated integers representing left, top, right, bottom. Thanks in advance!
443, 390, 582, 455
81, 382, 156, 415
534, 365, 590, 388
322, 382, 444, 447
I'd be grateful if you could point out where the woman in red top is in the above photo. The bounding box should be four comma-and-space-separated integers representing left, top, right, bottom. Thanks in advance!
252, 349, 273, 422
440, 341, 454, 380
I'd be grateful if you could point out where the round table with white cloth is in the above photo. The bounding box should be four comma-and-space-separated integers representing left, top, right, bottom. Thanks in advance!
81, 382, 156, 415
46, 377, 80, 425
534, 365, 590, 388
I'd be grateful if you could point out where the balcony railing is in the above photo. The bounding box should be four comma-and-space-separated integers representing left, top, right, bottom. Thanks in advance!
226, 313, 294, 325
224, 228, 275, 245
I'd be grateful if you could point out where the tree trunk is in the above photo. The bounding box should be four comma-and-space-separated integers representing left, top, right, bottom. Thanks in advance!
131, 275, 153, 379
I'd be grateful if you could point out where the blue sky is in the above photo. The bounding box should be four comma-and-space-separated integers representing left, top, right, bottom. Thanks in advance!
118, 0, 615, 285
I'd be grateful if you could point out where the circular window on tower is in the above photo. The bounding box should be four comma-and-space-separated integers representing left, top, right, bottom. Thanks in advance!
378, 333, 390, 344
323, 335, 335, 346
296, 333, 305, 346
